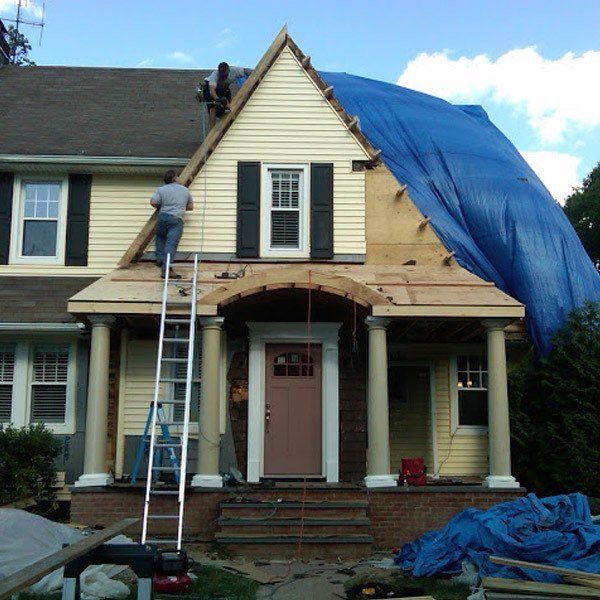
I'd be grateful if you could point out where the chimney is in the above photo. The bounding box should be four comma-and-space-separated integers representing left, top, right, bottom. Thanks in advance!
0, 19, 10, 65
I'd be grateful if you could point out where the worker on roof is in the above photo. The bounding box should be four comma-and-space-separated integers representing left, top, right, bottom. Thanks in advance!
150, 169, 193, 279
201, 62, 252, 127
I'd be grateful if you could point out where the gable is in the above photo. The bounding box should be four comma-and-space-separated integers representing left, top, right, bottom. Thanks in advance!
178, 46, 372, 256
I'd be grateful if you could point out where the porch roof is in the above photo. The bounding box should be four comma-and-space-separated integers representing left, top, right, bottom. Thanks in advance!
67, 262, 524, 319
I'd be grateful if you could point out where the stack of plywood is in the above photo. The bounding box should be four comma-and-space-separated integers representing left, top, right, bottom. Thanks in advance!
483, 556, 600, 599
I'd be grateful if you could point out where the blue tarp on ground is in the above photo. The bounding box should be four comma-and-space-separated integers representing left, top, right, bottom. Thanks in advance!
322, 72, 600, 355
394, 493, 600, 582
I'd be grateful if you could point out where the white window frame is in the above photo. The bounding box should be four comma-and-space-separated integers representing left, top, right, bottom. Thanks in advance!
0, 339, 77, 435
260, 163, 310, 258
9, 175, 69, 265
449, 354, 488, 436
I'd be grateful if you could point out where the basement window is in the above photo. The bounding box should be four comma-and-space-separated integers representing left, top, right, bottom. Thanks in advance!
260, 164, 309, 258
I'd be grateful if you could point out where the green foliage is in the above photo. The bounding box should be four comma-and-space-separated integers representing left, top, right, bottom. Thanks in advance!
509, 302, 600, 496
0, 423, 61, 505
564, 162, 600, 270
6, 25, 36, 65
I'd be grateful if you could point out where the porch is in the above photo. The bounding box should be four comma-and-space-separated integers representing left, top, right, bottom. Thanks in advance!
67, 261, 525, 493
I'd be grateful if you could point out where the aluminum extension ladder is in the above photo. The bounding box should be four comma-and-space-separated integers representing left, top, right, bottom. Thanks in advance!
141, 253, 199, 550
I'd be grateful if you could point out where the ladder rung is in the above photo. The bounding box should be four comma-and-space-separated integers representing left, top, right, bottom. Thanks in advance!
165, 318, 190, 324
157, 399, 186, 405
155, 421, 185, 426
144, 539, 180, 544
154, 443, 182, 448
163, 338, 188, 342
150, 490, 179, 495
160, 377, 188, 383
161, 358, 188, 363
152, 466, 181, 471
147, 514, 179, 519
165, 300, 192, 306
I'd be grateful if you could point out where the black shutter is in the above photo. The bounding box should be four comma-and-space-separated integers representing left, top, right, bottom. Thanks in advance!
65, 174, 92, 266
0, 173, 14, 265
236, 162, 260, 258
310, 163, 334, 259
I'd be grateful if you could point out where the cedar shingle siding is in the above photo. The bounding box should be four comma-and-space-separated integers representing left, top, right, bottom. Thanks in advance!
0, 277, 96, 322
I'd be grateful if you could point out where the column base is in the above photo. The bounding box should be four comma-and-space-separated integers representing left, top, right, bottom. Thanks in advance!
191, 474, 223, 488
74, 473, 114, 488
484, 475, 520, 489
364, 474, 397, 489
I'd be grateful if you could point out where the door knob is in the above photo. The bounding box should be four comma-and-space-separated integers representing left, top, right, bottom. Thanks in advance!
265, 403, 271, 433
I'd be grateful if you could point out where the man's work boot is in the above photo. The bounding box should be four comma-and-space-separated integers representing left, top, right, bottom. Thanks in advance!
161, 269, 182, 280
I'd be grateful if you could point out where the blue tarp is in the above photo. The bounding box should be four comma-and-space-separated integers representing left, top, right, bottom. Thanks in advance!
322, 72, 600, 354
394, 493, 600, 582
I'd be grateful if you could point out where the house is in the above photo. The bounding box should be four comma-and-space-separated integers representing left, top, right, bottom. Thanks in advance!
5, 26, 591, 554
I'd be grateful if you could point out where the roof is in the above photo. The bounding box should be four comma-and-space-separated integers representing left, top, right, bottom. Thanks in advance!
67, 262, 524, 319
0, 66, 211, 158
0, 276, 97, 323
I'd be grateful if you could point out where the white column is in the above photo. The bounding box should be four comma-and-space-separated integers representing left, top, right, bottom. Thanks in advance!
483, 319, 520, 488
364, 316, 396, 488
75, 315, 115, 487
192, 316, 224, 488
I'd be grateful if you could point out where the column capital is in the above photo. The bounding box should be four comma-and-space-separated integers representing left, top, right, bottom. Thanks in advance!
88, 315, 115, 327
200, 316, 225, 330
365, 316, 390, 331
481, 318, 512, 331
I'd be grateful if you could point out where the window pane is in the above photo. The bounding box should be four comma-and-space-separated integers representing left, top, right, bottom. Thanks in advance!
0, 348, 15, 382
457, 356, 468, 371
35, 201, 48, 218
0, 386, 12, 421
271, 211, 299, 247
24, 201, 36, 218
47, 184, 60, 202
457, 371, 469, 387
22, 220, 57, 256
458, 390, 488, 426
48, 201, 59, 218
30, 385, 66, 422
33, 347, 69, 382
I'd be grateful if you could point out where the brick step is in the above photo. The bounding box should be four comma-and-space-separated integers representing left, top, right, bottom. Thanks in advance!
219, 500, 368, 520
215, 533, 373, 559
218, 517, 370, 536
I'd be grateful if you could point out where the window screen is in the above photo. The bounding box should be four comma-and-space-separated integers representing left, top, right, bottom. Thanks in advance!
21, 182, 61, 257
270, 170, 302, 248
0, 347, 15, 421
456, 355, 488, 426
30, 346, 69, 423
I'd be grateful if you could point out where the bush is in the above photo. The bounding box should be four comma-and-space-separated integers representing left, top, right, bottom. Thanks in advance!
0, 423, 61, 505
509, 302, 600, 497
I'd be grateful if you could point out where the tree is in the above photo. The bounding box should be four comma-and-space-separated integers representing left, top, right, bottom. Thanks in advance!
564, 162, 600, 270
509, 302, 600, 497
6, 24, 35, 65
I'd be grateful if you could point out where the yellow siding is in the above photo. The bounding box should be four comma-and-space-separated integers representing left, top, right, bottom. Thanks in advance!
184, 46, 369, 255
0, 175, 158, 277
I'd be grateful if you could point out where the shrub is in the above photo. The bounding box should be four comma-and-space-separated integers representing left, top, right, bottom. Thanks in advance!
0, 423, 61, 505
509, 302, 600, 497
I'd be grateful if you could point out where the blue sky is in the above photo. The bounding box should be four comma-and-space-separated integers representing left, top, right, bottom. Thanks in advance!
2, 0, 599, 202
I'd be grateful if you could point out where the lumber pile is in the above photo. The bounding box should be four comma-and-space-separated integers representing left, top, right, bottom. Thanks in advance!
482, 556, 600, 599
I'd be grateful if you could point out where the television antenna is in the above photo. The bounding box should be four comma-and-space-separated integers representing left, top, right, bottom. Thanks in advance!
2, 0, 46, 61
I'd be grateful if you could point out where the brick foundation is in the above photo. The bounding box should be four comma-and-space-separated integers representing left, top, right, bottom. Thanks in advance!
70, 485, 524, 551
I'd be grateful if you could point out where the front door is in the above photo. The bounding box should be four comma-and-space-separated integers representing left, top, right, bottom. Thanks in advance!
264, 343, 322, 477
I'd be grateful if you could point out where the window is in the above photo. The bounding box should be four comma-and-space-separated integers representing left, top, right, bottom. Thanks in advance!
272, 352, 314, 377
454, 355, 488, 428
0, 341, 75, 433
10, 177, 68, 264
260, 164, 309, 257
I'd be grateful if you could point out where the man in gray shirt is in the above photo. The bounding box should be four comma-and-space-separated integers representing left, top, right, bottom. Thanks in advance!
201, 62, 252, 127
150, 170, 193, 279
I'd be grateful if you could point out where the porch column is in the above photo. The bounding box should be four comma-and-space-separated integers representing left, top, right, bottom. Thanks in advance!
483, 319, 520, 488
192, 317, 224, 488
75, 315, 115, 487
364, 316, 396, 488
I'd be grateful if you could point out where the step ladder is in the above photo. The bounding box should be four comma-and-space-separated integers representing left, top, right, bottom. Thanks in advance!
141, 253, 199, 550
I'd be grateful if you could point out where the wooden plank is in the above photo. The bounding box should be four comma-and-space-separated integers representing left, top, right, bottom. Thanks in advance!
490, 556, 600, 583
566, 576, 600, 590
0, 517, 140, 598
482, 577, 600, 598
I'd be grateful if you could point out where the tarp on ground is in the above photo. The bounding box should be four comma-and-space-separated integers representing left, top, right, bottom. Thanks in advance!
322, 72, 600, 354
394, 493, 600, 582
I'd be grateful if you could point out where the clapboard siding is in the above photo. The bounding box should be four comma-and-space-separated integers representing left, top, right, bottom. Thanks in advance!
185, 47, 368, 256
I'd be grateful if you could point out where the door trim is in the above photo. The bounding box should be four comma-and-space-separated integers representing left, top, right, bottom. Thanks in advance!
247, 322, 341, 483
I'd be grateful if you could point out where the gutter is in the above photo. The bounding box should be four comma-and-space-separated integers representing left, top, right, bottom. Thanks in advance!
0, 322, 85, 332
0, 155, 188, 166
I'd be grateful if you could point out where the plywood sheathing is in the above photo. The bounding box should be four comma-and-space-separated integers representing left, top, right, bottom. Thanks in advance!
366, 164, 452, 266
67, 261, 524, 319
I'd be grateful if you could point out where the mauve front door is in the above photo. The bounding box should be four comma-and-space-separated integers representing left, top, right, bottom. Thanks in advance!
264, 343, 322, 477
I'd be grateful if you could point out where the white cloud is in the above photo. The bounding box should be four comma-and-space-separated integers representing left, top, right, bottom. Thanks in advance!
136, 58, 154, 68
520, 150, 582, 204
397, 48, 600, 144
167, 51, 193, 63
216, 27, 236, 49
0, 0, 43, 19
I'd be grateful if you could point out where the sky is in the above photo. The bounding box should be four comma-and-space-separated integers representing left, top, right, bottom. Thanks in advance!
2, 0, 599, 204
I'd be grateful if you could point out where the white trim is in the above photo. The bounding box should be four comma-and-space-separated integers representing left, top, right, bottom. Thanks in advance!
449, 354, 489, 436
191, 473, 223, 488
260, 163, 310, 258
484, 475, 520, 489
247, 322, 341, 483
0, 323, 84, 332
74, 472, 114, 487
364, 474, 397, 488
9, 174, 69, 266
0, 154, 187, 166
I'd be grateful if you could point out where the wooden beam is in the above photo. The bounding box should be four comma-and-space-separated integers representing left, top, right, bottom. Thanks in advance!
0, 518, 140, 598
323, 85, 333, 98
489, 556, 600, 582
482, 576, 600, 598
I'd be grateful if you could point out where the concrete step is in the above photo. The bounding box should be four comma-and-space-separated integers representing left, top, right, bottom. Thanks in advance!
218, 517, 370, 536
